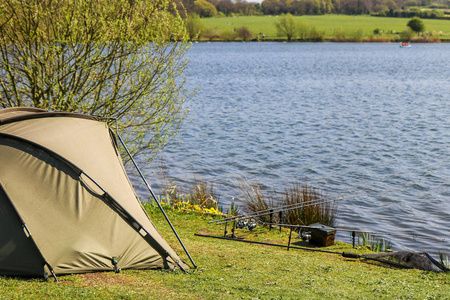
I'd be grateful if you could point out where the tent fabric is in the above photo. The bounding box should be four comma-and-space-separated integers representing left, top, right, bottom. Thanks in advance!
0, 183, 47, 277
0, 108, 188, 278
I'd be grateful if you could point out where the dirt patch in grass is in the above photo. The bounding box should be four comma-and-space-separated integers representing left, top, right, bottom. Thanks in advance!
69, 272, 136, 287
197, 228, 213, 235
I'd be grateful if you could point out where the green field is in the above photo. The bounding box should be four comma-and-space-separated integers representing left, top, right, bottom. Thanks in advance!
202, 15, 450, 40
1, 204, 449, 299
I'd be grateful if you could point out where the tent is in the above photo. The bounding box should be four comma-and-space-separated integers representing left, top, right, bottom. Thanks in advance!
0, 107, 189, 280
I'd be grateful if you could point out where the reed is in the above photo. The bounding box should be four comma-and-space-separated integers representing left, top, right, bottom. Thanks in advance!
237, 178, 275, 223
237, 178, 337, 227
439, 252, 450, 269
357, 232, 392, 252
282, 183, 337, 227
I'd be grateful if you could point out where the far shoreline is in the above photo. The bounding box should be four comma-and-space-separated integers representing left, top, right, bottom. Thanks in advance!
192, 38, 449, 43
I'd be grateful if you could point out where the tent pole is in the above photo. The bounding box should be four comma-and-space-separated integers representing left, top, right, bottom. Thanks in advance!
115, 134, 197, 269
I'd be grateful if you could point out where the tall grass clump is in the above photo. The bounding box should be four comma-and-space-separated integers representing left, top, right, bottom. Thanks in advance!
439, 252, 450, 270
357, 232, 392, 252
238, 179, 337, 227
238, 178, 274, 223
282, 183, 337, 227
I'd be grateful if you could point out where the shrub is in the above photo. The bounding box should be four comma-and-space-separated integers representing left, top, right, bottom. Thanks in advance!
332, 30, 347, 41
407, 17, 425, 33
186, 14, 205, 41
351, 29, 364, 42
203, 29, 221, 41
400, 28, 415, 41
220, 30, 235, 41
235, 26, 253, 41
309, 26, 325, 41
275, 13, 298, 42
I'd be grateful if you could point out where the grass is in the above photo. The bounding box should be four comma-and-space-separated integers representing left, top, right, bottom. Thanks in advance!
1, 204, 449, 299
201, 15, 450, 41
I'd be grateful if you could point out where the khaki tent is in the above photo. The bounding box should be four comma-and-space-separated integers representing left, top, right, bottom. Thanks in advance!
0, 107, 189, 280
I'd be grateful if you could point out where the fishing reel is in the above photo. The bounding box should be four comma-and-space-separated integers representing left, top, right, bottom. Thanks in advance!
236, 220, 247, 229
236, 219, 257, 231
247, 220, 257, 230
299, 229, 312, 242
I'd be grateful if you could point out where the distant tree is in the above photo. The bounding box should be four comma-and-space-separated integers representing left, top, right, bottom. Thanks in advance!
309, 26, 325, 41
194, 0, 218, 17
220, 30, 235, 41
235, 1, 258, 15
235, 26, 253, 41
400, 28, 414, 41
261, 0, 288, 15
407, 17, 425, 34
215, 0, 235, 16
275, 13, 299, 42
298, 20, 310, 40
186, 14, 205, 40
351, 29, 364, 42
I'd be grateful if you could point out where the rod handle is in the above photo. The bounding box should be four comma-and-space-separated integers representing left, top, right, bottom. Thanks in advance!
342, 252, 360, 259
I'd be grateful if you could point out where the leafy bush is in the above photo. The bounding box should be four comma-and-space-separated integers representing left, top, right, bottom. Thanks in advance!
351, 29, 364, 42
186, 14, 205, 41
309, 26, 325, 41
275, 13, 298, 42
407, 17, 425, 33
235, 26, 253, 41
400, 28, 415, 41
220, 30, 235, 41
203, 29, 221, 41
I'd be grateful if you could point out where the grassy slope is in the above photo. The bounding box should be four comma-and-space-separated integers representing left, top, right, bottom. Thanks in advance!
1, 204, 449, 299
202, 15, 450, 39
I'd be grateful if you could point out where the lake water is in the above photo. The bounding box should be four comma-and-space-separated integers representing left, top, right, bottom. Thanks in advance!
142, 42, 450, 257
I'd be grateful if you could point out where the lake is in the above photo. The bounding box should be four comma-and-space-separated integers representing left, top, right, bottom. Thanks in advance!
141, 42, 450, 257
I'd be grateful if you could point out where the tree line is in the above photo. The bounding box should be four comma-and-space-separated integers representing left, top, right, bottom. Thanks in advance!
178, 0, 449, 17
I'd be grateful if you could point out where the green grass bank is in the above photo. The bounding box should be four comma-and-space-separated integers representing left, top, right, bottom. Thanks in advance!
201, 15, 450, 41
1, 204, 449, 299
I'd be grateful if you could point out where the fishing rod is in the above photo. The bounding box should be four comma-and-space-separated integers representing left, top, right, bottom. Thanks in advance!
262, 222, 450, 243
209, 199, 336, 224
212, 198, 337, 226
336, 226, 450, 243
